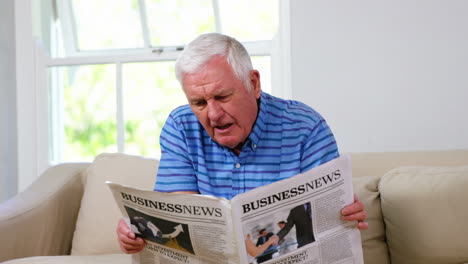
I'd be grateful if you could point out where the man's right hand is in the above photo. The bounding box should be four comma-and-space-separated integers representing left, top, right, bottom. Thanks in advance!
117, 218, 145, 254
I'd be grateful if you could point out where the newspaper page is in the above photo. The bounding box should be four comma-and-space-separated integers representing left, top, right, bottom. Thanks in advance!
231, 154, 364, 264
107, 183, 240, 264
108, 154, 363, 264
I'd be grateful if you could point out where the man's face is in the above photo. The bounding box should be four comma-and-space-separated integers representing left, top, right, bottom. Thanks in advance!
182, 56, 261, 150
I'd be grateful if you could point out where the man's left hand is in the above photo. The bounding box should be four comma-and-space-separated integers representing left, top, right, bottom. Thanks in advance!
341, 194, 368, 230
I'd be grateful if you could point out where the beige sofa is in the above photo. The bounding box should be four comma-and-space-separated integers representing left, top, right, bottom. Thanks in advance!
1, 150, 468, 264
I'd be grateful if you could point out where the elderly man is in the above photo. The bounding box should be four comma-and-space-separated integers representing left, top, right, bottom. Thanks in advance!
117, 33, 367, 254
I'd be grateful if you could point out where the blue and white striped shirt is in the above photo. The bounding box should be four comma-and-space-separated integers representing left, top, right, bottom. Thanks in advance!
154, 92, 339, 200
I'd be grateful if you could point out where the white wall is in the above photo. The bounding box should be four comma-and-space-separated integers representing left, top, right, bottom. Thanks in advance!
290, 0, 468, 152
15, 0, 47, 194
0, 0, 18, 201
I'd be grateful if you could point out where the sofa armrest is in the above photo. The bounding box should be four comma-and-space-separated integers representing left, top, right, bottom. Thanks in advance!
0, 163, 90, 262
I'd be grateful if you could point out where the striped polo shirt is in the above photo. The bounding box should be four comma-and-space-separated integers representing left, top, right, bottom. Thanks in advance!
154, 92, 339, 200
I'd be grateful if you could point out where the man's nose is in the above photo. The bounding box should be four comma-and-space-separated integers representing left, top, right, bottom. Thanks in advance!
207, 101, 223, 122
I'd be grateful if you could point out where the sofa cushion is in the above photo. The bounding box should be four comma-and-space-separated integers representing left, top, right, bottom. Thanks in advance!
71, 153, 158, 255
379, 166, 468, 264
352, 176, 390, 264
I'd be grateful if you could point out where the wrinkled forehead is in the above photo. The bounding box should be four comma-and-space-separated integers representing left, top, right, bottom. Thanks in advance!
181, 57, 243, 92
184, 55, 230, 76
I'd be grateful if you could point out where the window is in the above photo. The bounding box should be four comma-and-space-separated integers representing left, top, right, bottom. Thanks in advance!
45, 0, 279, 163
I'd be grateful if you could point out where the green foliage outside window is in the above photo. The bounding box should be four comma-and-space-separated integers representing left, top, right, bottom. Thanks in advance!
58, 63, 186, 161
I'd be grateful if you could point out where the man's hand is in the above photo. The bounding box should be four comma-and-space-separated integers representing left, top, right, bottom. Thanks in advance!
116, 218, 146, 254
341, 194, 368, 230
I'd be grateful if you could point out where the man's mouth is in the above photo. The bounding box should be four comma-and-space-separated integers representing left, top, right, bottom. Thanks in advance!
215, 124, 232, 130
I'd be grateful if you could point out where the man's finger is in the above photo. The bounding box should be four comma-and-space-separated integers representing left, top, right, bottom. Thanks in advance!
357, 221, 369, 230
118, 232, 144, 245
120, 243, 145, 254
117, 219, 136, 239
119, 237, 146, 253
341, 200, 364, 216
341, 211, 367, 222
120, 241, 144, 251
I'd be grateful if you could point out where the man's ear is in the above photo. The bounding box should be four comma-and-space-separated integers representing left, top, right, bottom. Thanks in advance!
250, 70, 261, 98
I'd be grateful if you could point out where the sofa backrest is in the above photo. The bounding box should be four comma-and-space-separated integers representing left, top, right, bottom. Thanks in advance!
69, 150, 468, 264
350, 149, 468, 178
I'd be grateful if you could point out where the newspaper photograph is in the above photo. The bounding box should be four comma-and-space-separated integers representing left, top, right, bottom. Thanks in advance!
107, 154, 363, 264
231, 154, 364, 264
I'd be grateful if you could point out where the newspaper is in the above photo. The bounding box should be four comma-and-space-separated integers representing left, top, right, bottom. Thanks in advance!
107, 154, 364, 264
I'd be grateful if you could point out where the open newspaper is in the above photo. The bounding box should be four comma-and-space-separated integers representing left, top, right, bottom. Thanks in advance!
107, 154, 363, 264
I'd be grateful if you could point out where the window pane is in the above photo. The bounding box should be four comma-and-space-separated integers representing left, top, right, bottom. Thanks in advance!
123, 62, 186, 158
252, 56, 272, 94
219, 0, 278, 42
145, 0, 215, 46
50, 65, 117, 162
71, 0, 143, 50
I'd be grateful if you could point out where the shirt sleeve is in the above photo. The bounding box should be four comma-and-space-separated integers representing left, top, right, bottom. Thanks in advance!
154, 114, 199, 193
300, 118, 340, 172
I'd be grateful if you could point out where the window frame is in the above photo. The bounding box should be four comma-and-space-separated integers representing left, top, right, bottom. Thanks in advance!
16, 0, 292, 192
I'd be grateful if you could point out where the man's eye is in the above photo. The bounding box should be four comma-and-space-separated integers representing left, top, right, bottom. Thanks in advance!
214, 95, 228, 101
193, 100, 206, 107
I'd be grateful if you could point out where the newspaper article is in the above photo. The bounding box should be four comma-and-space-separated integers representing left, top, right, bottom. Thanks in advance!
107, 154, 363, 264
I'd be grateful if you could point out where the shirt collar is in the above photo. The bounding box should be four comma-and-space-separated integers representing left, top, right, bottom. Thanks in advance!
242, 91, 270, 152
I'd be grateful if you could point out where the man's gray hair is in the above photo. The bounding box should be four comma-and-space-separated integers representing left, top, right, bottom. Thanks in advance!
175, 33, 253, 90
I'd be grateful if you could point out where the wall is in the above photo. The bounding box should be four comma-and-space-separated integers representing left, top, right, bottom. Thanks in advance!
0, 0, 18, 201
290, 0, 468, 152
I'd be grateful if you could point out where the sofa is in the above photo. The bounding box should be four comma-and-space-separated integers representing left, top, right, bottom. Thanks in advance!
1, 150, 468, 264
